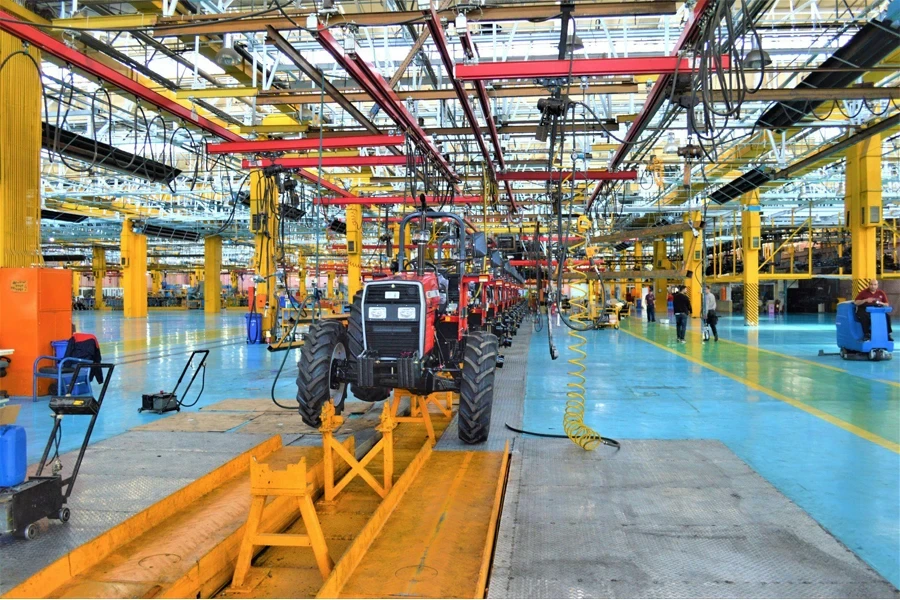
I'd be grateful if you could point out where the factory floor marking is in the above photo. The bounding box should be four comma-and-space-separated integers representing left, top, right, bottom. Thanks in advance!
619, 326, 900, 454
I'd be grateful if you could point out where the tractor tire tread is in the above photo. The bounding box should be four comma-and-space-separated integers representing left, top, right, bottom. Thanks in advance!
296, 321, 347, 427
458, 331, 498, 444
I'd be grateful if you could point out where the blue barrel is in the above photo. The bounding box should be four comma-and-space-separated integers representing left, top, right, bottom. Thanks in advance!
0, 425, 27, 487
245, 313, 263, 344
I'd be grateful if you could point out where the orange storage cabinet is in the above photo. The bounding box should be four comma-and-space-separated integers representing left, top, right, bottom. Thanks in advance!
0, 268, 73, 397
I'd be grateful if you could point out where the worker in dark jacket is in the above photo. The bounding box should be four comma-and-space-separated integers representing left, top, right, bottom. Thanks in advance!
672, 285, 692, 343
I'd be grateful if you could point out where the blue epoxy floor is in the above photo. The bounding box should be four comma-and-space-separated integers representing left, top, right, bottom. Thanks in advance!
6, 309, 899, 590
10, 311, 304, 464
524, 310, 900, 588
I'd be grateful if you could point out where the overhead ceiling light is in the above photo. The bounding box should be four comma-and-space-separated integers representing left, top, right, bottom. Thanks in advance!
215, 34, 241, 68
565, 33, 585, 55
744, 48, 772, 69
663, 132, 678, 154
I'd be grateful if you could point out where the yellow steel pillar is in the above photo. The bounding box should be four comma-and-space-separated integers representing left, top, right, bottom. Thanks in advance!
633, 241, 643, 304
72, 270, 81, 298
121, 219, 148, 318
683, 211, 702, 317
845, 133, 881, 297
326, 270, 335, 300
205, 235, 222, 313
230, 271, 239, 293
617, 258, 627, 299
653, 239, 669, 315
250, 172, 280, 336
0, 37, 41, 269
151, 270, 162, 296
92, 246, 106, 309
346, 204, 363, 301
742, 190, 761, 327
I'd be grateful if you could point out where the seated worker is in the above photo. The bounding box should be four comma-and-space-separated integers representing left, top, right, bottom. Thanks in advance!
854, 280, 893, 342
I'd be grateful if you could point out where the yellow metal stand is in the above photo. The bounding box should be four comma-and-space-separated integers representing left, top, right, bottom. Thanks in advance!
390, 390, 438, 444
231, 456, 334, 588
320, 401, 396, 502
408, 390, 454, 419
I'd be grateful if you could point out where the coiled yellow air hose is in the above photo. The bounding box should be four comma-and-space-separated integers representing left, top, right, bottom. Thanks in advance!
561, 234, 605, 451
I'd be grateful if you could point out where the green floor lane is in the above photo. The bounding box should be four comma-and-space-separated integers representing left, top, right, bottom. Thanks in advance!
621, 319, 900, 451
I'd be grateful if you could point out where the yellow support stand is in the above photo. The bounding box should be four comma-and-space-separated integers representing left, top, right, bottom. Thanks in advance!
231, 456, 334, 589
409, 390, 454, 419
390, 390, 442, 444
319, 401, 395, 502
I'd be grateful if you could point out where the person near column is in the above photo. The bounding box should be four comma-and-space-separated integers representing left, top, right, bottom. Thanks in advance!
672, 285, 691, 343
645, 289, 656, 323
854, 280, 893, 341
703, 285, 719, 342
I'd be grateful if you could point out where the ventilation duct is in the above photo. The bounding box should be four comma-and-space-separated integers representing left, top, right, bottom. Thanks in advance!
141, 224, 202, 241
756, 19, 898, 130
709, 168, 773, 204
42, 123, 182, 183
41, 209, 88, 223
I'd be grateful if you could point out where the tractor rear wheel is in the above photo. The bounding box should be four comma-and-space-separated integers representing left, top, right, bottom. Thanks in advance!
297, 320, 349, 427
458, 331, 499, 444
348, 291, 391, 403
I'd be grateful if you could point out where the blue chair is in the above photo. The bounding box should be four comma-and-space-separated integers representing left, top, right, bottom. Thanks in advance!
32, 341, 93, 402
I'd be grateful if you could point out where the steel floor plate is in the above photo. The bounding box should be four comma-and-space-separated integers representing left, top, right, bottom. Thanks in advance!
0, 431, 272, 595
436, 327, 531, 452
488, 438, 899, 599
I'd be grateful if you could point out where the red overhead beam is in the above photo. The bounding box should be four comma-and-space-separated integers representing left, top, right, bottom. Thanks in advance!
317, 195, 483, 205
455, 55, 728, 80
243, 156, 418, 169
458, 26, 519, 213
591, 0, 714, 210
498, 170, 638, 182
208, 134, 404, 154
296, 169, 355, 198
0, 10, 243, 143
315, 26, 457, 184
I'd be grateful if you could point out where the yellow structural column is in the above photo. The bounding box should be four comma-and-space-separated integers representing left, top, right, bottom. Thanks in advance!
742, 190, 761, 327
683, 211, 702, 317
633, 241, 643, 304
92, 246, 106, 309
205, 235, 222, 313
346, 204, 363, 301
653, 239, 669, 315
72, 270, 81, 298
845, 133, 881, 297
250, 171, 280, 335
121, 219, 148, 318
151, 270, 162, 295
0, 36, 42, 268
326, 270, 335, 300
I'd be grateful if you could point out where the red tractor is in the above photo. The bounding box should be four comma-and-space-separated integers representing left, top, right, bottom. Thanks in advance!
296, 210, 501, 444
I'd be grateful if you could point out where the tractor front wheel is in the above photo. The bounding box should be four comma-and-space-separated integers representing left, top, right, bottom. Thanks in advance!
458, 331, 499, 444
297, 320, 349, 427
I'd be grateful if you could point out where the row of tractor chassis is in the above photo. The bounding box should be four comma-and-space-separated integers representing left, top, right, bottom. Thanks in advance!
296, 283, 528, 445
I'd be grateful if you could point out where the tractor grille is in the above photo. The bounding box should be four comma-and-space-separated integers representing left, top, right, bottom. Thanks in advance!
364, 283, 421, 358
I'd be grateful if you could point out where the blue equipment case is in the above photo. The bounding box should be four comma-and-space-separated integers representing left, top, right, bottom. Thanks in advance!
835, 301, 893, 361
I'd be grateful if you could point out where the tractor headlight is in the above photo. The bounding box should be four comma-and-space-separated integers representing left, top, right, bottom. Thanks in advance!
398, 307, 417, 320
368, 306, 387, 319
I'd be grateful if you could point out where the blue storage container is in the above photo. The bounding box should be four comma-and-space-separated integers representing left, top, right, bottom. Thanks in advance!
0, 425, 27, 488
51, 339, 68, 358
245, 312, 263, 344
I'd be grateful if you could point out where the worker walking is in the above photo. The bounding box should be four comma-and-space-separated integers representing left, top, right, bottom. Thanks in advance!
645, 289, 656, 323
703, 285, 719, 342
673, 285, 691, 343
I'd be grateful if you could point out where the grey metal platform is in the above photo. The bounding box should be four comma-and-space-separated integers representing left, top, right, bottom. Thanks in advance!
436, 326, 532, 451
0, 431, 275, 595
489, 438, 899, 599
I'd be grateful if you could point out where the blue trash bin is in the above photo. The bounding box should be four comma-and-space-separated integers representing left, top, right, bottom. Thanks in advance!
246, 312, 263, 344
